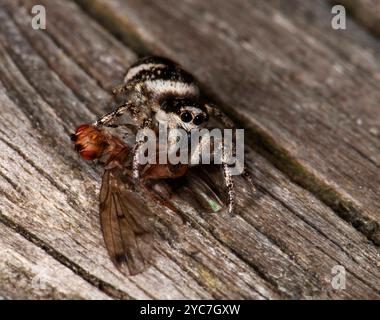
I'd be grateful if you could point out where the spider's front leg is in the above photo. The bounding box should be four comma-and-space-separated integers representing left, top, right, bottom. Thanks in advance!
94, 101, 140, 127
191, 129, 236, 216
205, 103, 235, 129
222, 143, 236, 216
205, 103, 256, 214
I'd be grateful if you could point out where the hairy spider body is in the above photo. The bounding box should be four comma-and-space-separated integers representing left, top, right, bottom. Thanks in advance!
97, 56, 207, 130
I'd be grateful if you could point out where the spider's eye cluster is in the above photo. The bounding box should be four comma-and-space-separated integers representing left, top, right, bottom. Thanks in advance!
160, 97, 207, 126
180, 112, 205, 125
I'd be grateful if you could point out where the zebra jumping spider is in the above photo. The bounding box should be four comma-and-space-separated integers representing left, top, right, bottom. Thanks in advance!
71, 56, 250, 275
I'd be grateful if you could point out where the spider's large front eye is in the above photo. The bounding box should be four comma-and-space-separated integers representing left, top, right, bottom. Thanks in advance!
181, 111, 193, 123
193, 115, 204, 126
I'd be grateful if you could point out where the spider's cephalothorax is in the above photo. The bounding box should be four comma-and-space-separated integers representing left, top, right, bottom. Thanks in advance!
96, 56, 210, 131
71, 56, 246, 275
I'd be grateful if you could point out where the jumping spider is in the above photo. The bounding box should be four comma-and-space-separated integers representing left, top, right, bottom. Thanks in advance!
71, 56, 251, 275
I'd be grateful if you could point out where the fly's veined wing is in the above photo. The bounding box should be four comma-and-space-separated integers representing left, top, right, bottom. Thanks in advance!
152, 165, 228, 214
160, 164, 255, 214
99, 167, 154, 276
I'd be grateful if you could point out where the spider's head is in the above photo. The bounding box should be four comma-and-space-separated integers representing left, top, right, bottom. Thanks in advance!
156, 96, 208, 131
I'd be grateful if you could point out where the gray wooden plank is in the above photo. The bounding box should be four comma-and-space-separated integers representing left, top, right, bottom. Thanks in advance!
76, 0, 380, 245
0, 222, 110, 299
0, 0, 378, 299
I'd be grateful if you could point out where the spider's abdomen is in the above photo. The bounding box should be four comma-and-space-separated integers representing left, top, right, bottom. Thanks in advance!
124, 56, 200, 99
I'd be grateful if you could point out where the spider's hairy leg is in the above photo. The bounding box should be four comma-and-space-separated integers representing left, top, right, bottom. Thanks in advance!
192, 128, 236, 215
94, 101, 137, 127
222, 154, 236, 216
205, 103, 235, 129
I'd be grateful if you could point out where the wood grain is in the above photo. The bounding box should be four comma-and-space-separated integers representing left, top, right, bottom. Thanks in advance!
0, 222, 109, 299
76, 0, 380, 245
0, 0, 378, 299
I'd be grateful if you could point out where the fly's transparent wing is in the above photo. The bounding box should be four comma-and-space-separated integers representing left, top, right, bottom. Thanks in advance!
155, 165, 228, 214
163, 164, 255, 215
99, 168, 154, 276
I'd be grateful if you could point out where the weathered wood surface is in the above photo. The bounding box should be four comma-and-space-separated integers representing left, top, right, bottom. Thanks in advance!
0, 0, 378, 299
0, 223, 109, 299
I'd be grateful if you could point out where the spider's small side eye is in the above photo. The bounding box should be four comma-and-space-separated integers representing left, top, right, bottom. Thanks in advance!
181, 111, 193, 123
193, 115, 204, 125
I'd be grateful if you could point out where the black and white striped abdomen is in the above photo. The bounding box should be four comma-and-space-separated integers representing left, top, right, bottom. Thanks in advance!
124, 56, 200, 98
